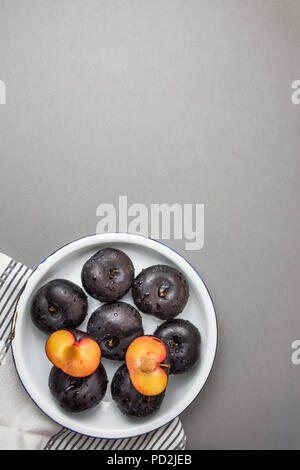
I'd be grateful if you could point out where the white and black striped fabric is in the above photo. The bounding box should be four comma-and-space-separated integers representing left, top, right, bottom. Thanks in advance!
44, 417, 186, 450
0, 256, 31, 366
0, 253, 186, 450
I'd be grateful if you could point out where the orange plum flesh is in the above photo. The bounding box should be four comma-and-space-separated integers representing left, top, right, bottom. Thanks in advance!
45, 330, 101, 377
126, 336, 169, 396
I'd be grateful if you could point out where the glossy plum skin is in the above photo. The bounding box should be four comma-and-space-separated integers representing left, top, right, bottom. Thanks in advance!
81, 248, 134, 302
111, 364, 165, 417
65, 328, 97, 343
49, 362, 108, 412
87, 302, 143, 360
132, 265, 189, 320
31, 279, 88, 334
154, 319, 201, 374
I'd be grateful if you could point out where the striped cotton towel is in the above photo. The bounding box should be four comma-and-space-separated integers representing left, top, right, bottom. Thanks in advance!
0, 253, 186, 450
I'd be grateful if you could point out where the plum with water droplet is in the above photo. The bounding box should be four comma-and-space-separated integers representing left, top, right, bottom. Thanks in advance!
87, 302, 143, 360
48, 362, 108, 412
31, 279, 88, 334
132, 265, 189, 320
81, 248, 134, 302
111, 364, 165, 417
154, 319, 200, 374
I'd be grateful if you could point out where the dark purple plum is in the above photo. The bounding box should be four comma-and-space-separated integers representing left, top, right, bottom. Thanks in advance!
154, 319, 200, 374
31, 279, 88, 334
49, 362, 108, 412
65, 328, 96, 343
132, 265, 189, 320
87, 302, 143, 360
111, 364, 165, 417
81, 248, 134, 302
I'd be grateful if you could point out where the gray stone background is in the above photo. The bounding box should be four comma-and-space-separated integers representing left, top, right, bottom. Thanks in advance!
0, 0, 300, 449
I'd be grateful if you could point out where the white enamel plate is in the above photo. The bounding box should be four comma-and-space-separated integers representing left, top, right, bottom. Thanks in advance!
12, 233, 217, 439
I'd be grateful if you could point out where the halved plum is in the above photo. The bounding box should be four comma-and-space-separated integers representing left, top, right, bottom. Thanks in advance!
45, 329, 101, 377
125, 336, 170, 396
